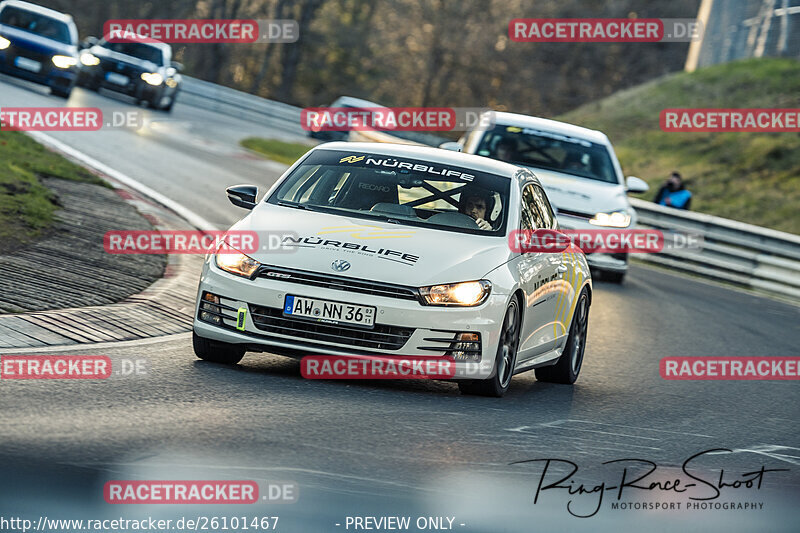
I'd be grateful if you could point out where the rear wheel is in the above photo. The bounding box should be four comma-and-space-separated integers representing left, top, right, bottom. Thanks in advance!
535, 287, 589, 384
459, 298, 520, 397
193, 332, 245, 364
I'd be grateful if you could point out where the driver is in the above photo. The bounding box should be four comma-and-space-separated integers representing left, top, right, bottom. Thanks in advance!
458, 186, 494, 230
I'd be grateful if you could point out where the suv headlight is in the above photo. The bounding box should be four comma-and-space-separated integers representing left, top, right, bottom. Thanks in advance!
0, 36, 10, 50
52, 55, 78, 68
419, 280, 491, 306
80, 52, 100, 66
215, 242, 261, 278
141, 72, 163, 86
589, 210, 631, 228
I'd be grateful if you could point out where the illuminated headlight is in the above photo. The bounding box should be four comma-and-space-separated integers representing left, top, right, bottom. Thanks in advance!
589, 211, 631, 228
52, 55, 78, 68
79, 52, 100, 66
0, 36, 10, 50
165, 77, 178, 88
141, 72, 163, 86
215, 242, 260, 278
419, 280, 491, 306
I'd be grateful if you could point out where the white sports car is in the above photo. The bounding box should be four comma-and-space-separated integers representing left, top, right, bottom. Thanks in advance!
449, 112, 650, 283
193, 142, 592, 396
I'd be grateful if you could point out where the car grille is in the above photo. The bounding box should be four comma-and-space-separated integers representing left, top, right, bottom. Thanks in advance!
249, 305, 414, 351
256, 265, 420, 301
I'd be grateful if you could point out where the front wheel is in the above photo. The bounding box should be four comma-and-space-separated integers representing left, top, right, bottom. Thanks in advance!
535, 287, 589, 384
458, 298, 520, 397
193, 332, 245, 364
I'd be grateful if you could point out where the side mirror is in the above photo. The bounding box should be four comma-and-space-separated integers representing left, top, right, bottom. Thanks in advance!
170, 61, 184, 72
226, 185, 258, 210
626, 176, 649, 194
82, 36, 98, 48
439, 141, 462, 152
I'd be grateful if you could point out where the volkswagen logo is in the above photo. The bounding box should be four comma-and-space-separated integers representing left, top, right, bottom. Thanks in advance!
331, 259, 351, 272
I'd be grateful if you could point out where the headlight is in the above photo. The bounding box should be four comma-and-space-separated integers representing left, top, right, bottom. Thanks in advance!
419, 280, 491, 306
141, 72, 163, 86
52, 55, 78, 68
589, 211, 631, 228
79, 52, 100, 66
0, 36, 10, 50
165, 77, 178, 88
215, 242, 261, 278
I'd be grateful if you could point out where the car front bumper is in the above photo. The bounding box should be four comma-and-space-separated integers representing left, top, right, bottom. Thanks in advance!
193, 255, 508, 379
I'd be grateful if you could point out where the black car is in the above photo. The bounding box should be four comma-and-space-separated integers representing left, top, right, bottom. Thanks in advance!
76, 35, 182, 112
0, 0, 79, 98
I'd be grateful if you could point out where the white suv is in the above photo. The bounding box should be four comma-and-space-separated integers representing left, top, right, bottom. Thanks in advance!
450, 112, 649, 283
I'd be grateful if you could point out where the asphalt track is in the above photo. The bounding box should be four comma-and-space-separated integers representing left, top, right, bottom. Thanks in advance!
0, 76, 798, 532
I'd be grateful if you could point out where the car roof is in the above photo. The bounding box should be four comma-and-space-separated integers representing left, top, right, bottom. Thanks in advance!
332, 96, 385, 108
491, 111, 609, 145
100, 34, 171, 50
0, 0, 74, 22
313, 141, 535, 181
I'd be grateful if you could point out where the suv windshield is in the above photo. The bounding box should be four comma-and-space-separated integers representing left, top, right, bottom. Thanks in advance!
98, 39, 163, 65
268, 150, 510, 236
476, 124, 619, 184
0, 6, 72, 44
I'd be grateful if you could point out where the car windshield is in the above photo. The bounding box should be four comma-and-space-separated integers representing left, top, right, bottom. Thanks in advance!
98, 40, 163, 65
476, 125, 619, 184
0, 6, 72, 44
268, 150, 511, 236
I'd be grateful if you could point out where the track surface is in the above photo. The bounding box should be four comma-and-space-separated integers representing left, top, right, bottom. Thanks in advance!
1, 77, 798, 532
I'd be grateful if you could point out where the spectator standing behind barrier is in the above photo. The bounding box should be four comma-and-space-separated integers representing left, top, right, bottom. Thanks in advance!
654, 171, 692, 210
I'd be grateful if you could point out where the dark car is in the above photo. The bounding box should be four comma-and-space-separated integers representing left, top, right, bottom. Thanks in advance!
0, 0, 79, 98
77, 34, 182, 112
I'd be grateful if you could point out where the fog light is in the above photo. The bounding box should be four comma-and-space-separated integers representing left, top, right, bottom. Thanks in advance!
450, 332, 481, 362
199, 292, 222, 325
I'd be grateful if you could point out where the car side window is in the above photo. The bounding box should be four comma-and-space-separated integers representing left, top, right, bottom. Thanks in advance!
519, 188, 535, 231
532, 185, 557, 229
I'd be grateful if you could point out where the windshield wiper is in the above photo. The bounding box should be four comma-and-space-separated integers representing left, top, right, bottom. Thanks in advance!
278, 200, 314, 211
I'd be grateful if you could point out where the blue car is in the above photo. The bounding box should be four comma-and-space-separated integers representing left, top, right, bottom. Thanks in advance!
0, 0, 79, 98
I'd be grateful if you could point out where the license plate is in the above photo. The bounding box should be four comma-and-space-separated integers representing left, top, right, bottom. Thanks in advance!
283, 295, 375, 328
14, 56, 41, 73
105, 72, 129, 85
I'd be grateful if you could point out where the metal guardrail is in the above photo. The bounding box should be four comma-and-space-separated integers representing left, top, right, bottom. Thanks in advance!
174, 80, 800, 301
179, 76, 305, 134
630, 198, 800, 300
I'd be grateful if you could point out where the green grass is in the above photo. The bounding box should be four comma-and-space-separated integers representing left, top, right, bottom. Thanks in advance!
241, 137, 312, 165
557, 58, 800, 234
0, 131, 107, 252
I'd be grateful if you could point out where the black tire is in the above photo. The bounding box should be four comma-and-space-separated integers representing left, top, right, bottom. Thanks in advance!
161, 96, 175, 112
535, 287, 589, 384
458, 297, 521, 397
193, 331, 245, 364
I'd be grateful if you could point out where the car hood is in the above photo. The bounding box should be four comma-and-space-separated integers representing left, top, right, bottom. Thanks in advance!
0, 25, 76, 56
521, 166, 630, 216
227, 204, 513, 287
